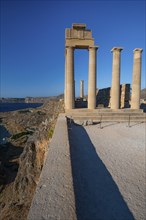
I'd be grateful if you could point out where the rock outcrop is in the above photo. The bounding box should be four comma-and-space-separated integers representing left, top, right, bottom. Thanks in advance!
0, 100, 64, 220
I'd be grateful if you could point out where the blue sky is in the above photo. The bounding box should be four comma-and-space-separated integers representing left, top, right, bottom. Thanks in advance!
1, 0, 145, 98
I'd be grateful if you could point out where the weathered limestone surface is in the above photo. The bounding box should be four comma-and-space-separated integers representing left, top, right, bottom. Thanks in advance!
66, 46, 75, 109
65, 24, 94, 48
88, 46, 98, 109
110, 47, 123, 109
64, 49, 67, 107
131, 48, 143, 109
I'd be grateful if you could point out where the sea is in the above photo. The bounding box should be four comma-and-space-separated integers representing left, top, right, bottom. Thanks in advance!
0, 102, 43, 144
0, 102, 43, 112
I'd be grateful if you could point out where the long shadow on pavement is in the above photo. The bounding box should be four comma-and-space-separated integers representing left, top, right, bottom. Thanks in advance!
68, 123, 135, 220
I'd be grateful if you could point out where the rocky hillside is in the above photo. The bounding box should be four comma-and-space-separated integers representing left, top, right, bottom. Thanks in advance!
0, 100, 64, 220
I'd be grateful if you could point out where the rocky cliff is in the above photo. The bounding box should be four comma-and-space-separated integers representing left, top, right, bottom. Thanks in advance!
0, 100, 64, 220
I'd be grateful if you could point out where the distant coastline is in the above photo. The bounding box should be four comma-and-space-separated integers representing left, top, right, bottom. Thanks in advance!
0, 97, 49, 103
0, 98, 25, 103
0, 94, 64, 104
0, 103, 43, 112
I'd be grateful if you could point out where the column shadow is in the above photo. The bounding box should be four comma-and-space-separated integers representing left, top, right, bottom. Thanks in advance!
68, 123, 135, 220
128, 121, 144, 127
99, 122, 120, 129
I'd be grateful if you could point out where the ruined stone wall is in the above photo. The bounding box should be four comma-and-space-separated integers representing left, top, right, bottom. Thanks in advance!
120, 84, 130, 108
96, 87, 111, 107
96, 84, 130, 108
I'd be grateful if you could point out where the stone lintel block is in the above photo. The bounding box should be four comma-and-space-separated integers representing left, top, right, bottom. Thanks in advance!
89, 45, 99, 50
72, 23, 86, 30
66, 39, 95, 48
111, 47, 123, 52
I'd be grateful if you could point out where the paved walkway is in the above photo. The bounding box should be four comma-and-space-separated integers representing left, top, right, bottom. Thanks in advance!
69, 122, 145, 220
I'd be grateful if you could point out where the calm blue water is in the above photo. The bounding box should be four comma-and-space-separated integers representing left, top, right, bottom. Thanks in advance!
0, 103, 43, 143
0, 103, 43, 112
0, 125, 11, 144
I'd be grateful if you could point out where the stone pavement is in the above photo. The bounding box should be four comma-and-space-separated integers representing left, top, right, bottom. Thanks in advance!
28, 114, 145, 220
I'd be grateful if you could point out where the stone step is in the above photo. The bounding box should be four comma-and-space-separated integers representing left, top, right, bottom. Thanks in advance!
67, 114, 146, 122
66, 108, 143, 114
66, 109, 145, 122
73, 117, 145, 123
66, 112, 145, 117
72, 116, 145, 119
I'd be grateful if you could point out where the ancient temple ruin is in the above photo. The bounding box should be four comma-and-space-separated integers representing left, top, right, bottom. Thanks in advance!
64, 24, 143, 110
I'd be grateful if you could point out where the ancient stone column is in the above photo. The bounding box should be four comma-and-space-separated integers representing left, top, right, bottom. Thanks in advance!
80, 80, 84, 98
131, 48, 143, 109
110, 47, 123, 109
64, 48, 67, 106
74, 80, 75, 100
88, 46, 98, 109
65, 46, 75, 109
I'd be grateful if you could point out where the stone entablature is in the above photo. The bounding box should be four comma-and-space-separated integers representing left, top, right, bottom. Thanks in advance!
66, 30, 92, 39
65, 23, 94, 48
66, 27, 93, 40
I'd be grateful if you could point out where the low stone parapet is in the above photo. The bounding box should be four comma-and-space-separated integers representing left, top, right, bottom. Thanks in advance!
27, 114, 76, 220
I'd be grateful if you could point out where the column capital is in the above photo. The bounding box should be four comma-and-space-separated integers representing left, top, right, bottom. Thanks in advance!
133, 48, 143, 53
111, 47, 123, 52
66, 46, 75, 50
89, 45, 99, 50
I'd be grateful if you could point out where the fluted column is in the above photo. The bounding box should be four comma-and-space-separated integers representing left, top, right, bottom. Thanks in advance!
110, 47, 123, 109
88, 46, 98, 109
65, 46, 75, 109
131, 48, 143, 109
80, 80, 84, 98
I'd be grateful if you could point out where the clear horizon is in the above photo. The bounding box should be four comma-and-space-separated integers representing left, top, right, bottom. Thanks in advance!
1, 0, 145, 98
